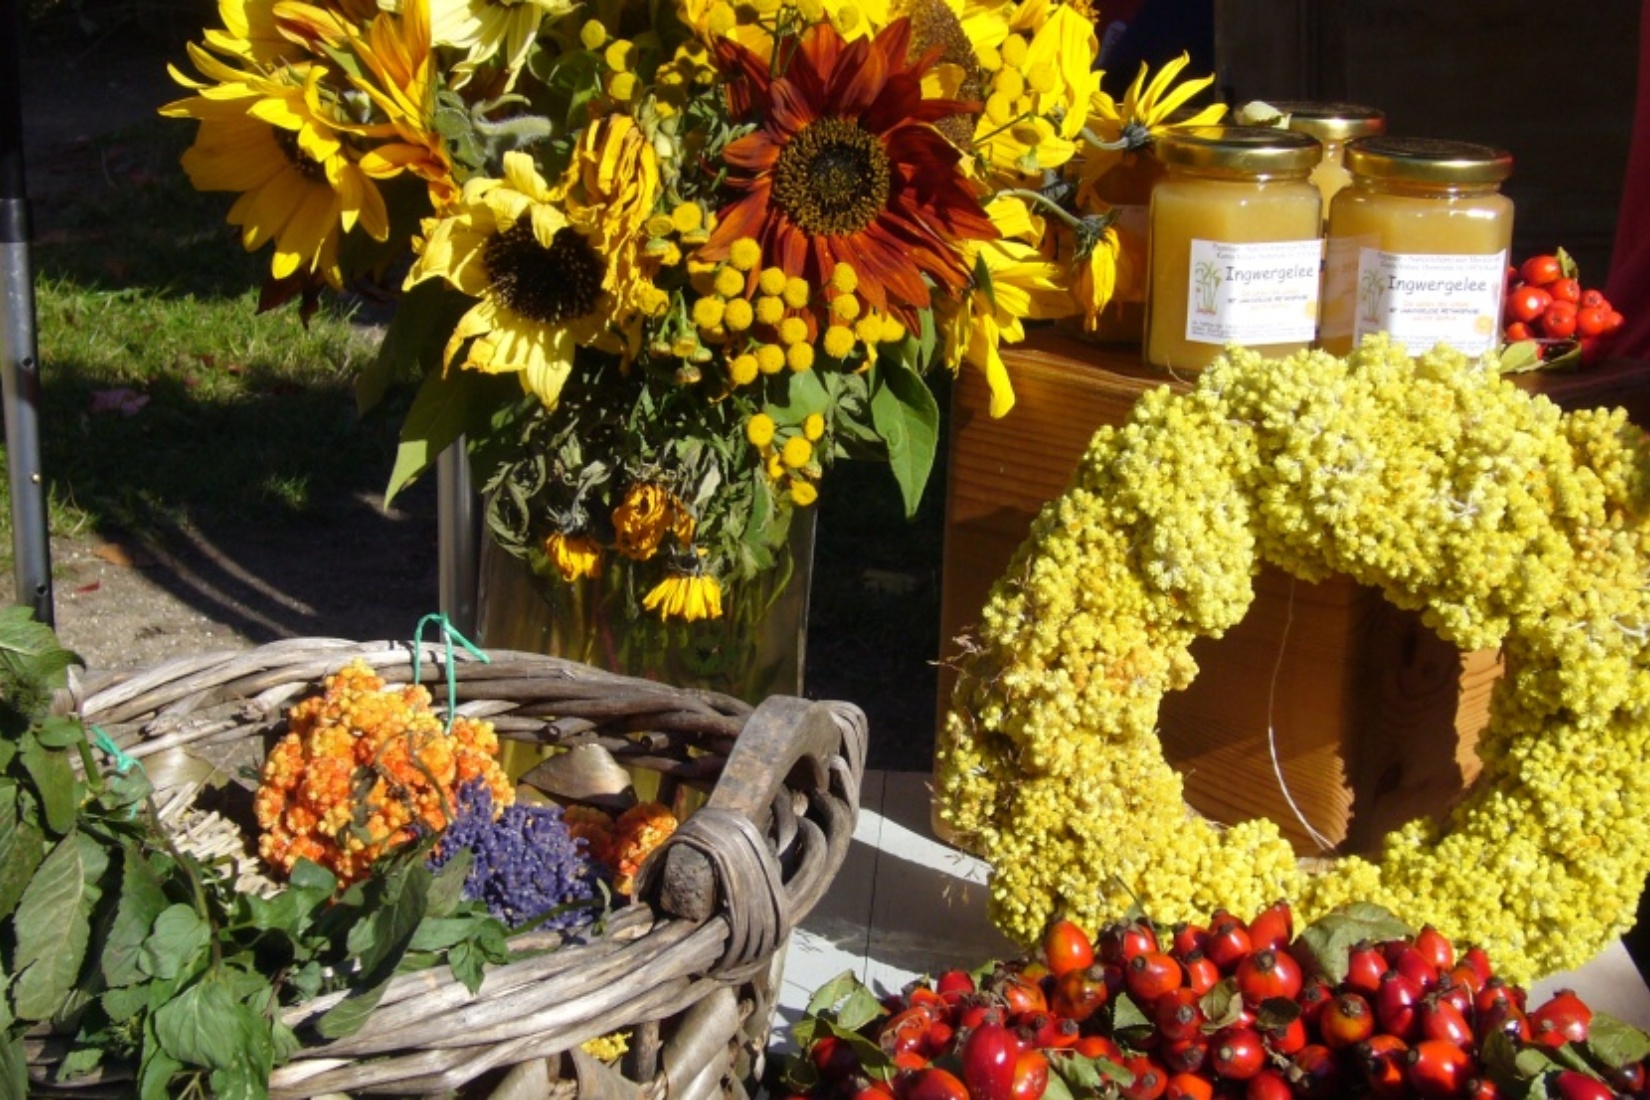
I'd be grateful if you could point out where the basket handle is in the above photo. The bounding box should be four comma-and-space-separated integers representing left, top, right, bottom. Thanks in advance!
642, 695, 845, 975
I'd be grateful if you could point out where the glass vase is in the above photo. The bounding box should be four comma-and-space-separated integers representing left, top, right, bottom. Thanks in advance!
475, 513, 814, 705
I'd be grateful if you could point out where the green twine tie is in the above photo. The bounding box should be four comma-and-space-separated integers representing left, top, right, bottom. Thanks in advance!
410, 614, 490, 733
91, 724, 140, 775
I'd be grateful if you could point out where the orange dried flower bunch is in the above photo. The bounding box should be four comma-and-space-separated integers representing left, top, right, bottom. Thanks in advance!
254, 659, 514, 883
563, 801, 679, 896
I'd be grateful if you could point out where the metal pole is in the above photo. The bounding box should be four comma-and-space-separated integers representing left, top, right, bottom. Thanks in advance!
437, 439, 478, 636
0, 0, 53, 626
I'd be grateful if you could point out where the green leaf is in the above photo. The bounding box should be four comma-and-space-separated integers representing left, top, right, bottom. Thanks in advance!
803, 969, 871, 1017
384, 369, 517, 506
0, 1031, 26, 1100
104, 842, 172, 987
1050, 1049, 1133, 1090
210, 1055, 270, 1100
1514, 1044, 1563, 1079
0, 605, 80, 691
0, 784, 46, 919
767, 368, 832, 427
154, 981, 243, 1070
348, 861, 430, 982
19, 736, 77, 836
1588, 1013, 1650, 1069
102, 983, 149, 1023
313, 977, 392, 1041
1200, 977, 1243, 1028
139, 904, 212, 981
1291, 903, 1412, 984
358, 281, 472, 414
12, 831, 106, 1020
834, 985, 888, 1034
868, 351, 940, 519
425, 847, 474, 919
446, 939, 488, 995
137, 1047, 185, 1100
32, 716, 85, 749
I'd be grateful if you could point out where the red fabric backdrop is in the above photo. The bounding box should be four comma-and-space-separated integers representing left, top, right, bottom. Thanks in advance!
1607, 0, 1650, 359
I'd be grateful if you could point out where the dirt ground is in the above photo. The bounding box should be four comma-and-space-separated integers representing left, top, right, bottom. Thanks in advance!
3, 35, 944, 771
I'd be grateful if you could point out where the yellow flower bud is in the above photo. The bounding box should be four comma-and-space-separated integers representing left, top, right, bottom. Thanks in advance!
830, 293, 860, 322
782, 276, 810, 309
607, 70, 638, 100
580, 19, 607, 49
755, 295, 786, 327
823, 325, 857, 359
671, 202, 704, 233
993, 67, 1025, 100
830, 262, 858, 294
781, 436, 812, 468
777, 315, 809, 346
803, 413, 825, 441
604, 40, 635, 71
745, 412, 776, 447
1000, 32, 1028, 69
755, 343, 786, 374
787, 342, 815, 372
729, 354, 759, 385
723, 297, 754, 331
730, 237, 763, 272
713, 266, 746, 298
645, 214, 676, 238
691, 296, 725, 329
757, 267, 788, 296
790, 478, 819, 506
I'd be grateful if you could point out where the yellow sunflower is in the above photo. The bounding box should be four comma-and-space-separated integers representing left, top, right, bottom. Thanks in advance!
972, 4, 1099, 180
428, 0, 577, 86
161, 49, 389, 287
937, 196, 1075, 417
642, 572, 725, 622
1080, 51, 1225, 191
405, 151, 630, 405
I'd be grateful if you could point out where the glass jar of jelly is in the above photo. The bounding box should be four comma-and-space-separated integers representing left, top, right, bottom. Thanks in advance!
1266, 100, 1387, 215
1319, 135, 1514, 359
1144, 126, 1324, 373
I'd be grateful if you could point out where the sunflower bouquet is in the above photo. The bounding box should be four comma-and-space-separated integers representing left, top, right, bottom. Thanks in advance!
160, 0, 1222, 659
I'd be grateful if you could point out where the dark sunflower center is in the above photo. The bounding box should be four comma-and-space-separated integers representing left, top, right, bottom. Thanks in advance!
482, 221, 604, 325
772, 117, 891, 238
273, 128, 327, 182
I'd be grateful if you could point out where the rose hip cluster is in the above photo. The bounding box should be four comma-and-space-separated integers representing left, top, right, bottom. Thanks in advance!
1503, 252, 1625, 365
784, 903, 1650, 1100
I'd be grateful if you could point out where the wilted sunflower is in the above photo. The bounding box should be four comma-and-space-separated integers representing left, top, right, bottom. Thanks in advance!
700, 17, 998, 325
642, 571, 724, 622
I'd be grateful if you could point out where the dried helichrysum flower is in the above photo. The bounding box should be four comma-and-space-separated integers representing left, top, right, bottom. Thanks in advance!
935, 335, 1650, 984
612, 801, 679, 896
254, 660, 512, 884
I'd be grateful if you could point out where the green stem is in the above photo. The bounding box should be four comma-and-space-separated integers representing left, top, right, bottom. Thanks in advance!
999, 188, 1086, 234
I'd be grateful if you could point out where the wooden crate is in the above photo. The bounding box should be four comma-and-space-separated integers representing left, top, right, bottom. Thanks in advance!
936, 329, 1650, 857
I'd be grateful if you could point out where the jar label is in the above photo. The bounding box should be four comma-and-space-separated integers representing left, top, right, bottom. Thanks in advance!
1183, 239, 1322, 347
1326, 246, 1507, 357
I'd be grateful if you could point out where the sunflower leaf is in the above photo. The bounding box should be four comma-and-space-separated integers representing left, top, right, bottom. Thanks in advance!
868, 346, 939, 519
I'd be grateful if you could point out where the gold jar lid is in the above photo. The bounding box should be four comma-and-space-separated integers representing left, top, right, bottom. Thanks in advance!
1259, 100, 1387, 142
1156, 126, 1322, 176
1344, 135, 1514, 185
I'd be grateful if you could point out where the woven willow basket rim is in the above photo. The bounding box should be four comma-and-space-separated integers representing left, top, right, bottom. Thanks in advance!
30, 637, 868, 1100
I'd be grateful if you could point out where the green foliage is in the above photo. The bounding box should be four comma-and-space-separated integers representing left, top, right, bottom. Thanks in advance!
0, 622, 517, 1096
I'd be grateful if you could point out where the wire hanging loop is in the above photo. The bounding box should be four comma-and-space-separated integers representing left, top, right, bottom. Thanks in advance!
410, 613, 491, 733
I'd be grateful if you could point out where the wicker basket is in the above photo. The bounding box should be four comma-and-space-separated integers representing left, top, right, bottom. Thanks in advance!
32, 637, 868, 1099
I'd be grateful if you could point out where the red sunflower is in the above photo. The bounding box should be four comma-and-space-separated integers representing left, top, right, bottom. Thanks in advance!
702, 18, 998, 323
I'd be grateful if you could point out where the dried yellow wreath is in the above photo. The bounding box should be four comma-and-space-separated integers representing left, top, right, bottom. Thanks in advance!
935, 335, 1650, 984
